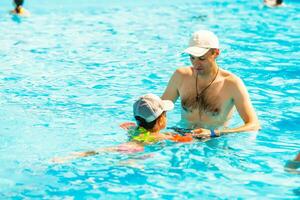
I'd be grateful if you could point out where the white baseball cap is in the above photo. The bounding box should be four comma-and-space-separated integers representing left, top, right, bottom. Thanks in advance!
133, 93, 174, 123
184, 30, 219, 57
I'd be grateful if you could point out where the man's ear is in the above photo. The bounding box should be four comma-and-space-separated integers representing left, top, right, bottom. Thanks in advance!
213, 48, 220, 58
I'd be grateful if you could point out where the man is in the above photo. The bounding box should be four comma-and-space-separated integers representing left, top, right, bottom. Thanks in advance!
162, 30, 260, 138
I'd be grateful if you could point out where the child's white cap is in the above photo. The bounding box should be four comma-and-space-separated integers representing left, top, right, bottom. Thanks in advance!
133, 93, 174, 122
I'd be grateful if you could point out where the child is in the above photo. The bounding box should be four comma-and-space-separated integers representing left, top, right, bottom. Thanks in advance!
10, 0, 30, 16
52, 94, 193, 163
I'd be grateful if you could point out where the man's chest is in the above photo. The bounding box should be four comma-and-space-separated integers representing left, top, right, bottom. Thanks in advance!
179, 79, 231, 103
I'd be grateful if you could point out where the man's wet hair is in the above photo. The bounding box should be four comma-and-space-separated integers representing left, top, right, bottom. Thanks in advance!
14, 0, 24, 7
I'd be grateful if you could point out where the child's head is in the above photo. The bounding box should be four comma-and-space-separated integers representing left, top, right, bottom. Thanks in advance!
14, 0, 24, 7
133, 94, 174, 132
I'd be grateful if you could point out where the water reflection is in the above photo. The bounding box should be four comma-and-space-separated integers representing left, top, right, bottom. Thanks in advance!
11, 14, 22, 23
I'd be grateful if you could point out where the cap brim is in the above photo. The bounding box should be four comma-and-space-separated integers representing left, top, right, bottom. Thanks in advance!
161, 100, 174, 111
183, 47, 210, 57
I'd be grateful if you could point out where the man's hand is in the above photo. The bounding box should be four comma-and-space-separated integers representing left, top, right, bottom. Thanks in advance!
191, 128, 214, 139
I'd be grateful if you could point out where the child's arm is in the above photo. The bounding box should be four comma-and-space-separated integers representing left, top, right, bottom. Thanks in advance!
120, 122, 136, 130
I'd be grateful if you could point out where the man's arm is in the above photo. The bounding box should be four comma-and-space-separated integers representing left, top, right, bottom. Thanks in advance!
217, 76, 260, 135
161, 69, 182, 102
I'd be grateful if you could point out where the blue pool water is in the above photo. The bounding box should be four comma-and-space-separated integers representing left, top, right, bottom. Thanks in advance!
0, 0, 299, 199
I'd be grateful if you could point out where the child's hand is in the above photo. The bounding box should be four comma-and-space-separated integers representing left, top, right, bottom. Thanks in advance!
120, 122, 136, 130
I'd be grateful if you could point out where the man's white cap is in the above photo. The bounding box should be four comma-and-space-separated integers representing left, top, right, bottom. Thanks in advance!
133, 93, 174, 123
184, 30, 219, 57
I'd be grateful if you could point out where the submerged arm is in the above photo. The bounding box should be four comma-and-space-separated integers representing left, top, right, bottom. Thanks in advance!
52, 142, 145, 163
52, 150, 101, 163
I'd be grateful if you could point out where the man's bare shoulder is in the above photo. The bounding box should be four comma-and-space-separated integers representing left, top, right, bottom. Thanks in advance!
175, 66, 193, 76
221, 69, 244, 87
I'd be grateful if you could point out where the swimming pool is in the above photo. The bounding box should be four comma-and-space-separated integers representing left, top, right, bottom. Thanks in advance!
0, 0, 299, 198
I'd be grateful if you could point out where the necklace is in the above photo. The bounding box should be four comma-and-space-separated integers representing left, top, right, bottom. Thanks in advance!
195, 67, 219, 102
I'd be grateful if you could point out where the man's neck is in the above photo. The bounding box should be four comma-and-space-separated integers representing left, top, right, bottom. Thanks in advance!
198, 63, 219, 80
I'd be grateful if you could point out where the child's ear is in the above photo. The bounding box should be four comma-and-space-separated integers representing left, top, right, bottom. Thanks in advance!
156, 116, 163, 128
159, 115, 166, 128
